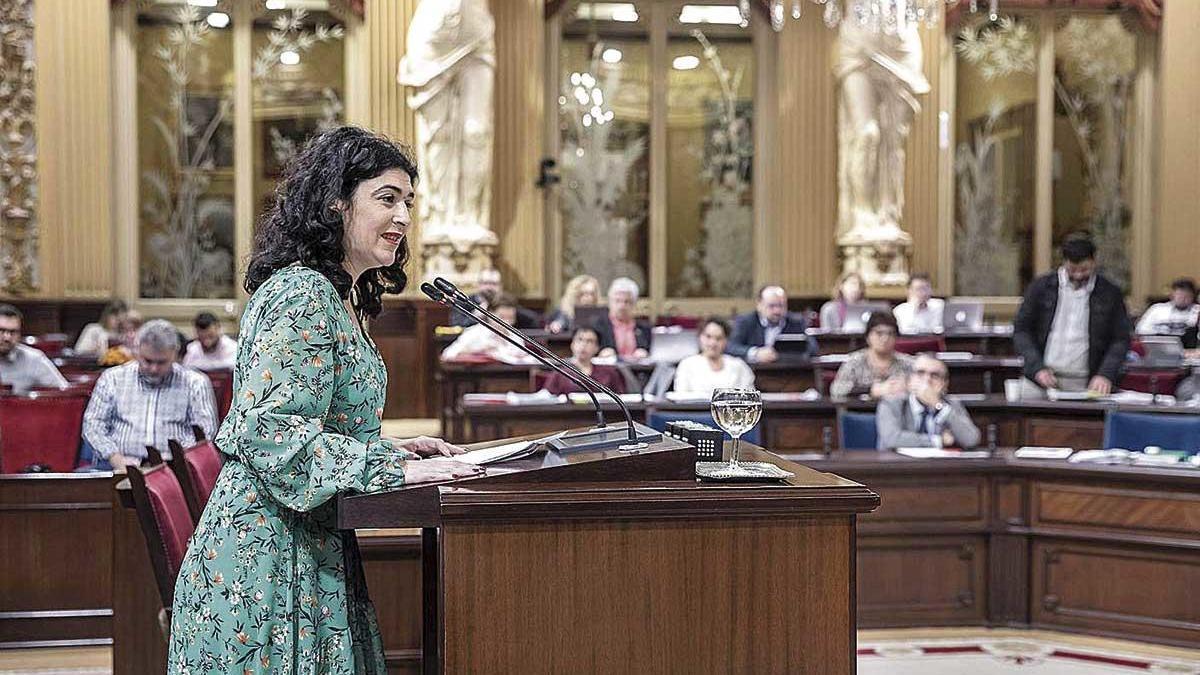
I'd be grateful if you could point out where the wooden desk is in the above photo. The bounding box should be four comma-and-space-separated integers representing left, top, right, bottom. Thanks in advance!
794, 451, 1200, 648
809, 328, 1016, 356
814, 356, 1023, 395
340, 436, 879, 674
0, 473, 113, 649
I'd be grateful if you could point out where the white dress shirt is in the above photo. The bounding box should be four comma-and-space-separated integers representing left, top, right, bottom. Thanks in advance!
182, 335, 238, 371
1136, 302, 1200, 336
672, 354, 755, 396
1043, 267, 1095, 378
894, 298, 945, 334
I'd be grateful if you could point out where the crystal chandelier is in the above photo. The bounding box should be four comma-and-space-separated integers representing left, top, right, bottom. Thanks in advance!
739, 0, 1000, 33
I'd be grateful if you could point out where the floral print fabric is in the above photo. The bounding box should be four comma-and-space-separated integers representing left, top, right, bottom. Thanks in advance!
168, 266, 412, 674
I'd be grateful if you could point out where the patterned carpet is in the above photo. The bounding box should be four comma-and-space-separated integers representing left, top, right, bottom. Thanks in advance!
859, 629, 1200, 674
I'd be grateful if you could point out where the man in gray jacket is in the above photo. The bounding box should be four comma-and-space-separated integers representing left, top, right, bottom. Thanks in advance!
877, 354, 981, 450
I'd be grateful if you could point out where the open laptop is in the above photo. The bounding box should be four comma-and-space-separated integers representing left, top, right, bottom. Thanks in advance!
942, 301, 984, 332
772, 333, 811, 359
573, 306, 608, 330
841, 302, 891, 332
647, 327, 699, 364
1142, 335, 1185, 367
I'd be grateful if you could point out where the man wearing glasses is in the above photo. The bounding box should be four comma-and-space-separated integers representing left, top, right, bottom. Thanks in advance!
0, 304, 68, 395
876, 354, 980, 450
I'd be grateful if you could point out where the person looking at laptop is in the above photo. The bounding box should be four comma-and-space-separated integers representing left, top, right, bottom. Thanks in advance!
893, 273, 944, 334
1136, 278, 1199, 337
672, 318, 755, 395
876, 354, 980, 450
727, 285, 817, 363
820, 272, 867, 331
541, 325, 625, 395
1013, 234, 1131, 397
595, 277, 652, 361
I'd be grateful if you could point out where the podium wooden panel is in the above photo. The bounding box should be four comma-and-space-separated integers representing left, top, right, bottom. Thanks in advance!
339, 435, 879, 674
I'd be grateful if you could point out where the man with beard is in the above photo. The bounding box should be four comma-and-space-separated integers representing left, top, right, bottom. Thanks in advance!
82, 319, 217, 470
0, 304, 68, 395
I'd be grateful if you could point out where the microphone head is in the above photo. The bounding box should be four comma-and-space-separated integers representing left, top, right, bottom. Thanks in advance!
419, 282, 446, 303
432, 277, 458, 295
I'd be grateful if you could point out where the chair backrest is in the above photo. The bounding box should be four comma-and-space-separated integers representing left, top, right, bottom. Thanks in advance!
26, 333, 68, 359
167, 438, 224, 522
127, 462, 196, 608
203, 369, 234, 423
838, 410, 878, 450
894, 336, 947, 355
1103, 411, 1200, 454
1118, 369, 1188, 396
0, 393, 88, 472
817, 367, 838, 395
646, 410, 761, 446
655, 315, 701, 330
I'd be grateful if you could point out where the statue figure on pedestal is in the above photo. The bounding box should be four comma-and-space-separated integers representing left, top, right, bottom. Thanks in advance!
398, 0, 497, 287
834, 18, 930, 287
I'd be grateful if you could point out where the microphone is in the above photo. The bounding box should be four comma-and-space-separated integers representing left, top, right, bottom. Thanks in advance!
428, 278, 660, 453
421, 282, 608, 432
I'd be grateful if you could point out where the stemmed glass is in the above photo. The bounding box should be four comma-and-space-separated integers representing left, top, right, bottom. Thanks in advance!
710, 387, 763, 471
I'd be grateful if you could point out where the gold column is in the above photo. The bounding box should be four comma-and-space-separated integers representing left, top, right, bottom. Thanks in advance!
1154, 0, 1200, 290
490, 0, 545, 297
902, 23, 946, 290
33, 0, 113, 298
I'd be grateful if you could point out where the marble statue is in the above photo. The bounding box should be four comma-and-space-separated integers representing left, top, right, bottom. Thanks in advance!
834, 18, 930, 286
397, 0, 497, 286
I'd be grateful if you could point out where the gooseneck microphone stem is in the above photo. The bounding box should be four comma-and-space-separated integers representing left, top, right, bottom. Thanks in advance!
433, 277, 640, 444
420, 282, 607, 431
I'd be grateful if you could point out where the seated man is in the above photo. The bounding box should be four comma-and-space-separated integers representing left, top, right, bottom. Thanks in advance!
182, 311, 237, 371
449, 269, 540, 329
877, 354, 980, 450
1013, 235, 1130, 397
82, 319, 218, 470
0, 304, 68, 395
542, 326, 625, 395
594, 277, 652, 361
727, 285, 817, 363
1136, 278, 1198, 336
440, 294, 531, 364
892, 273, 945, 334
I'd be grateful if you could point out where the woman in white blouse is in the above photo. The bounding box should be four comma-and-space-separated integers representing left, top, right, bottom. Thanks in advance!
672, 318, 755, 395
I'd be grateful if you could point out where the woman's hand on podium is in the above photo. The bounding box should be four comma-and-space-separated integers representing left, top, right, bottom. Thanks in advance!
388, 435, 468, 458
404, 457, 485, 484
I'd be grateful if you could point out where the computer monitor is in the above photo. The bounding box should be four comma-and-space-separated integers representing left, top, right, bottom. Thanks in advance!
942, 301, 984, 332
841, 302, 891, 332
1142, 335, 1185, 368
648, 328, 699, 364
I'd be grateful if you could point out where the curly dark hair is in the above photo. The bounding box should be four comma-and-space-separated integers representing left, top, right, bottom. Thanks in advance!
245, 126, 417, 320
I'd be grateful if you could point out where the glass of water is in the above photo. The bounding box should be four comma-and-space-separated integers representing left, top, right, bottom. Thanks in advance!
710, 387, 763, 470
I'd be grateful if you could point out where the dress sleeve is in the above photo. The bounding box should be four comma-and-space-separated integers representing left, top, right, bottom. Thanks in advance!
224, 281, 407, 512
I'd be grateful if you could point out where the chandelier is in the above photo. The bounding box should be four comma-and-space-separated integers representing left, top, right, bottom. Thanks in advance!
739, 0, 1000, 33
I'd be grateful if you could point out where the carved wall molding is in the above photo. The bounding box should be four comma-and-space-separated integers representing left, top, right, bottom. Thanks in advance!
0, 0, 38, 294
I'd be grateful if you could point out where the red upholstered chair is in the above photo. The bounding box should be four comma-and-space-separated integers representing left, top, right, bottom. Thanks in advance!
0, 392, 88, 472
127, 461, 195, 610
818, 366, 838, 395
530, 368, 551, 391
1119, 368, 1189, 396
167, 433, 224, 522
655, 315, 701, 330
203, 369, 234, 423
25, 333, 68, 359
895, 335, 947, 355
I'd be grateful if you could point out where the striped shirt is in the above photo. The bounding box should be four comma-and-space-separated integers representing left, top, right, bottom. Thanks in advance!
82, 362, 218, 461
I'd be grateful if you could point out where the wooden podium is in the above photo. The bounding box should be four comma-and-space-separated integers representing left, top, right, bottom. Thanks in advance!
339, 434, 879, 674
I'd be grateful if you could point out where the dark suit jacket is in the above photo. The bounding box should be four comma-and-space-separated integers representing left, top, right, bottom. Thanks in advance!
727, 311, 817, 359
592, 314, 652, 357
1012, 271, 1131, 383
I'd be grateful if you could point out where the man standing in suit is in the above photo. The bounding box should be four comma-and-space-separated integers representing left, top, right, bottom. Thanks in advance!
727, 285, 817, 363
1013, 234, 1131, 397
877, 354, 980, 450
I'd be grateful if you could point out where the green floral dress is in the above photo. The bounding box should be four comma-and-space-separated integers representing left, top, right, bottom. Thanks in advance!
168, 266, 413, 675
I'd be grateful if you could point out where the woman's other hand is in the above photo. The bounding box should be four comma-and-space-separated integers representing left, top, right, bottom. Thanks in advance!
388, 435, 467, 457
404, 457, 484, 484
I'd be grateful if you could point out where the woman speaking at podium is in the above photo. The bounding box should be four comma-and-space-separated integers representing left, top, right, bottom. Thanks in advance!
168, 127, 483, 674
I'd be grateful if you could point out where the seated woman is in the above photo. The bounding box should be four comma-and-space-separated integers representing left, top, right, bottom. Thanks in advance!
440, 294, 530, 364
672, 318, 755, 396
542, 326, 625, 395
545, 274, 600, 334
829, 311, 913, 399
74, 300, 127, 355
819, 271, 866, 331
